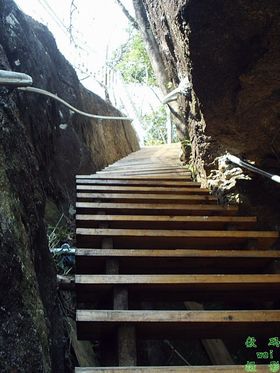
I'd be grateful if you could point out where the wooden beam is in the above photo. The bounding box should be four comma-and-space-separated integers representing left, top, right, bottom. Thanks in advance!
57, 274, 75, 290
75, 274, 280, 301
76, 228, 278, 249
76, 193, 217, 204
102, 230, 137, 366
76, 309, 280, 339
76, 202, 238, 217
75, 248, 280, 274
76, 214, 256, 230
184, 302, 234, 364
76, 185, 210, 194
76, 179, 201, 187
103, 166, 187, 171
76, 273, 280, 288
92, 175, 191, 179
95, 169, 190, 174
75, 366, 271, 373
76, 248, 280, 259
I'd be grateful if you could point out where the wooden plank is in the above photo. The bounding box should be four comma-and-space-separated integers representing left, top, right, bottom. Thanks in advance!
76, 228, 278, 249
117, 325, 136, 366
96, 168, 190, 174
114, 157, 180, 162
66, 318, 97, 367
76, 228, 278, 240
76, 179, 200, 187
76, 248, 280, 259
76, 248, 280, 274
95, 171, 190, 176
76, 214, 256, 230
103, 229, 137, 366
103, 166, 186, 172
76, 310, 280, 339
76, 193, 217, 204
75, 366, 271, 373
184, 302, 233, 364
92, 174, 191, 179
111, 163, 182, 167
77, 174, 190, 178
76, 274, 280, 288
75, 202, 238, 217
113, 157, 180, 163
107, 162, 181, 168
76, 185, 210, 194
75, 274, 280, 301
108, 161, 181, 166
114, 144, 180, 159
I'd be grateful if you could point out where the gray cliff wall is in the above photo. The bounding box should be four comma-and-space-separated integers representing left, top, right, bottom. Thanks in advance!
143, 0, 280, 228
0, 0, 139, 371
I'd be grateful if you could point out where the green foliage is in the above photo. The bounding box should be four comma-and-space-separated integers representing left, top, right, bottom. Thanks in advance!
112, 32, 156, 85
47, 219, 73, 249
143, 106, 168, 145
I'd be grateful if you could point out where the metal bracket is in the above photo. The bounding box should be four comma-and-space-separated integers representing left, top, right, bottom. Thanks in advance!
0, 69, 33, 87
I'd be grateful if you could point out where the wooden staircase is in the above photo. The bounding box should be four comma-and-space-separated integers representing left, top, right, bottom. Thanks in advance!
75, 144, 280, 372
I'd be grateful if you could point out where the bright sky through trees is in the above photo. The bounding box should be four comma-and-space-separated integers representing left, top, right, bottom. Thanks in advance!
15, 0, 134, 95
14, 0, 164, 144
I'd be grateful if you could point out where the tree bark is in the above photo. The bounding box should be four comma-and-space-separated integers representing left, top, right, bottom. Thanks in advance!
132, 0, 169, 94
115, 0, 184, 142
115, 0, 169, 93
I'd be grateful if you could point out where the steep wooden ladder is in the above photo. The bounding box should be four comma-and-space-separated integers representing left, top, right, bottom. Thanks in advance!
75, 144, 280, 372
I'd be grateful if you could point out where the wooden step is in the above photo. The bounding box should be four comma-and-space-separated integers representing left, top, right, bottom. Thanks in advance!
75, 274, 280, 302
76, 175, 195, 183
94, 171, 192, 177
76, 179, 200, 187
107, 164, 182, 170
104, 158, 182, 164
76, 228, 278, 249
95, 170, 190, 175
75, 366, 271, 372
75, 143, 279, 370
76, 185, 210, 194
107, 162, 181, 168
76, 310, 280, 339
77, 174, 190, 179
95, 170, 192, 180
76, 193, 217, 204
96, 169, 190, 175
103, 166, 186, 172
76, 215, 256, 230
76, 248, 280, 274
75, 202, 238, 217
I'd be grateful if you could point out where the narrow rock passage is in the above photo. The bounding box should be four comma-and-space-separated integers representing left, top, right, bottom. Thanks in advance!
75, 144, 280, 372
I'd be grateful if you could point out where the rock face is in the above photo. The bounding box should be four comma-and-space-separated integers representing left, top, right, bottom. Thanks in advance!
0, 0, 139, 371
143, 0, 280, 228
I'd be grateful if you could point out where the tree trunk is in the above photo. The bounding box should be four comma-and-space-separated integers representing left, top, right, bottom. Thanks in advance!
115, 0, 185, 141
114, 0, 139, 30
132, 0, 169, 94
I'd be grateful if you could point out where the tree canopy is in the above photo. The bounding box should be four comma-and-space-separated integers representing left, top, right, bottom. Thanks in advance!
112, 31, 157, 86
143, 107, 167, 145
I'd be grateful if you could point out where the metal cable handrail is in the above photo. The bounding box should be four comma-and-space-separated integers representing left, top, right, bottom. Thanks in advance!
227, 154, 280, 184
0, 69, 132, 121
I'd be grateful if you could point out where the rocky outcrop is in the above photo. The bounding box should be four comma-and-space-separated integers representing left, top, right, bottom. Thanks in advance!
143, 0, 280, 228
0, 0, 139, 371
